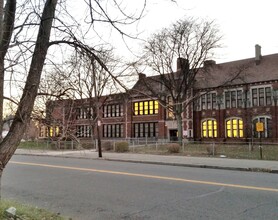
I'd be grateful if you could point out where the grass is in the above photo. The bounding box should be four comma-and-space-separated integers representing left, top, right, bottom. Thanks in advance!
18, 140, 51, 150
0, 199, 69, 220
130, 143, 278, 160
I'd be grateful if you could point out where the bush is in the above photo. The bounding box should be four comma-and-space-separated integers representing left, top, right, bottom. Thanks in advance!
115, 142, 129, 152
167, 143, 180, 153
206, 144, 217, 156
102, 141, 113, 151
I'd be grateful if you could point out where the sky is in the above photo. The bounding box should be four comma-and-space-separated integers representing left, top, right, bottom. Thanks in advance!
117, 0, 278, 64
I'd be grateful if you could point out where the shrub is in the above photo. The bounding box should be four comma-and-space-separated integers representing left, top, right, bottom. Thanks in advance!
206, 144, 217, 156
115, 142, 129, 152
102, 141, 113, 151
167, 143, 180, 153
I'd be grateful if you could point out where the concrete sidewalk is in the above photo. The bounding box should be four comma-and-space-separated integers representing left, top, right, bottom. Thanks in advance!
14, 149, 278, 174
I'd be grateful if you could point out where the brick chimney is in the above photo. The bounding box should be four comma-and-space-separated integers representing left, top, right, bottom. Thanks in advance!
203, 60, 216, 68
255, 44, 261, 65
138, 73, 146, 80
177, 58, 189, 71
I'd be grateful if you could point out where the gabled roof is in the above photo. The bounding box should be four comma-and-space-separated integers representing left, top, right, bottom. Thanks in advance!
195, 53, 278, 89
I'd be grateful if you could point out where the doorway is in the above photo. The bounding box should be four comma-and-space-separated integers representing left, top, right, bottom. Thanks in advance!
169, 129, 178, 141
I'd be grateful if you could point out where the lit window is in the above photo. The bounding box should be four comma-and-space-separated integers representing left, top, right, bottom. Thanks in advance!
133, 100, 159, 115
226, 118, 243, 138
202, 119, 217, 138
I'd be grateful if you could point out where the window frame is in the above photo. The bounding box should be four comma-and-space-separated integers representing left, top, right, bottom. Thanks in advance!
201, 119, 217, 138
225, 118, 244, 138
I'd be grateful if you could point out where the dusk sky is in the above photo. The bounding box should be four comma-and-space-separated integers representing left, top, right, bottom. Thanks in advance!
118, 0, 278, 64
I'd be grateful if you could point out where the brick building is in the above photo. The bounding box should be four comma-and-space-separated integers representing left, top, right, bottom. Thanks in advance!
45, 45, 278, 143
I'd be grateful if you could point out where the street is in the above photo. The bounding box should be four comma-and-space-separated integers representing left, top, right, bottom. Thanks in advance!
2, 155, 278, 220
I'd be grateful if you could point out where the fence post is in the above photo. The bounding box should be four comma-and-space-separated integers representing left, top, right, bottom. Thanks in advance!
259, 146, 263, 159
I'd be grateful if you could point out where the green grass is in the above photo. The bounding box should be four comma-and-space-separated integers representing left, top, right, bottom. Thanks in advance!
0, 199, 69, 220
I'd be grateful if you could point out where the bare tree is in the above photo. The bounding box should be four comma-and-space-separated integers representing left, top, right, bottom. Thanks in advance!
138, 17, 222, 144
0, 0, 146, 198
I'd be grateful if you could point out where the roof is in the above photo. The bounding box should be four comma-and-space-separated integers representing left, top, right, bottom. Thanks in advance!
195, 53, 278, 89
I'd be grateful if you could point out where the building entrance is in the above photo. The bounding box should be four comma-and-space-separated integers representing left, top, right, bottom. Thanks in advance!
169, 129, 178, 141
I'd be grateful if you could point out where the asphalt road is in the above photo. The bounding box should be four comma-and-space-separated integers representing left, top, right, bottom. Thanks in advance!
2, 155, 278, 220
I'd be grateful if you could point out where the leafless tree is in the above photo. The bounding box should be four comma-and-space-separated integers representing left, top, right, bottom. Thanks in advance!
138, 17, 222, 144
0, 0, 147, 198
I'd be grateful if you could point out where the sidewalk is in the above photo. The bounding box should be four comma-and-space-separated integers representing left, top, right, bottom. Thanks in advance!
14, 149, 278, 174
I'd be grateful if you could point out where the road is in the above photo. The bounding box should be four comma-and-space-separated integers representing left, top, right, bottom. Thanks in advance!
2, 155, 278, 220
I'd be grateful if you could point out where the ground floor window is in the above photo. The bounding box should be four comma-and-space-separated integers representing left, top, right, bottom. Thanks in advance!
134, 122, 158, 138
202, 119, 217, 138
76, 125, 92, 138
226, 118, 243, 138
252, 116, 271, 138
103, 124, 123, 138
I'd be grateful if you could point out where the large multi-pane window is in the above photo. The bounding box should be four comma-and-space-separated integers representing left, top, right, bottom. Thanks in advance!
103, 104, 123, 118
251, 86, 272, 107
252, 116, 271, 138
103, 124, 123, 138
226, 118, 243, 138
76, 125, 92, 138
167, 96, 175, 119
224, 89, 243, 108
49, 126, 60, 137
202, 119, 217, 138
134, 122, 158, 138
133, 100, 159, 116
76, 107, 93, 119
199, 92, 217, 110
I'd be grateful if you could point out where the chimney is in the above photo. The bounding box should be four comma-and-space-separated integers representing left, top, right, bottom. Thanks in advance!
203, 60, 216, 68
255, 44, 261, 65
177, 57, 189, 71
138, 73, 146, 80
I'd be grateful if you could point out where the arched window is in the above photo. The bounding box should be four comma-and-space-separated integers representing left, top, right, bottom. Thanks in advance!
226, 118, 243, 138
202, 119, 217, 138
252, 116, 271, 138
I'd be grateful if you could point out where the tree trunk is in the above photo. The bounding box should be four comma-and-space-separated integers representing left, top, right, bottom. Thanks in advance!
0, 0, 57, 196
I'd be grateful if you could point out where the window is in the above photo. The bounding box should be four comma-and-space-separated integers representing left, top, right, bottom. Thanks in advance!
133, 100, 159, 115
225, 89, 243, 108
252, 116, 271, 138
199, 92, 217, 110
251, 86, 272, 107
76, 125, 92, 138
202, 119, 217, 138
226, 118, 243, 138
103, 124, 123, 138
49, 126, 60, 137
76, 107, 93, 119
134, 122, 158, 137
103, 104, 123, 118
167, 96, 175, 119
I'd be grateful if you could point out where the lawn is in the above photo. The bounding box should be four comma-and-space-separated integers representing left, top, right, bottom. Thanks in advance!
0, 199, 69, 220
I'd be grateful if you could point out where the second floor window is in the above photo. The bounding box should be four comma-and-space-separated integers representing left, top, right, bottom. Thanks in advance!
134, 100, 159, 116
199, 92, 217, 110
103, 104, 123, 118
76, 107, 93, 119
251, 86, 272, 107
225, 90, 243, 108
